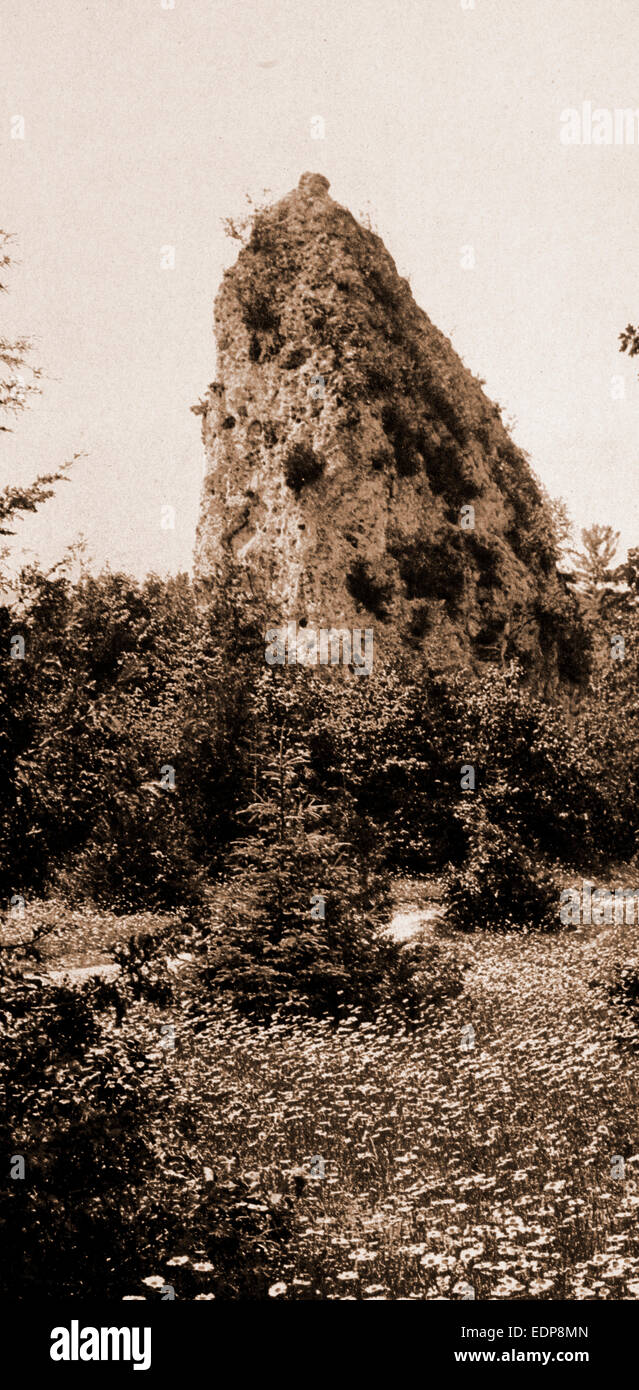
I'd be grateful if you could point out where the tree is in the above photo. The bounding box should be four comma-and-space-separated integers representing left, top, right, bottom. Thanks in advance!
547, 495, 575, 561
220, 189, 274, 246
619, 322, 639, 373
0, 231, 42, 425
199, 668, 417, 1021
568, 524, 620, 613
0, 229, 77, 553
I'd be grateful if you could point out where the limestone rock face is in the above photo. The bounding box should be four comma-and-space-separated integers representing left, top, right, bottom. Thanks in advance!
194, 173, 582, 687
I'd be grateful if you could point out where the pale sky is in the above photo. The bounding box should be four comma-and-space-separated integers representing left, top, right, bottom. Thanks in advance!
2, 0, 639, 578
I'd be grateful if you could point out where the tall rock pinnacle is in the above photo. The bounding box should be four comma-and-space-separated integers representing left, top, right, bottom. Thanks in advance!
194, 173, 582, 686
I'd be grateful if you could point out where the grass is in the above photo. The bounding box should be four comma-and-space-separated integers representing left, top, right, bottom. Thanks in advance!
176, 917, 639, 1300
0, 899, 178, 969
7, 893, 639, 1300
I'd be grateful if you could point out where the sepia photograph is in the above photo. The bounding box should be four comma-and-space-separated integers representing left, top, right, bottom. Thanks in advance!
2, 0, 639, 1370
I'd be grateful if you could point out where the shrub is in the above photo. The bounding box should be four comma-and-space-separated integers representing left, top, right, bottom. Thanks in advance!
283, 443, 325, 494
0, 566, 266, 904
533, 587, 592, 687
345, 559, 393, 618
423, 436, 480, 513
198, 861, 410, 1023
56, 785, 206, 914
443, 815, 557, 932
380, 403, 421, 477
394, 534, 466, 614
0, 961, 170, 1296
457, 666, 629, 865
235, 265, 281, 337
0, 954, 292, 1298
465, 534, 502, 591
306, 662, 468, 874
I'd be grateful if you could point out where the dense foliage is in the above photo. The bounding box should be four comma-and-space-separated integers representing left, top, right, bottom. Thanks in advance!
3, 556, 639, 1298
1, 563, 637, 923
0, 952, 292, 1297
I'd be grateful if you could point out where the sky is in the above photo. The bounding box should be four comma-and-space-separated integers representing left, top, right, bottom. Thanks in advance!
2, 0, 639, 578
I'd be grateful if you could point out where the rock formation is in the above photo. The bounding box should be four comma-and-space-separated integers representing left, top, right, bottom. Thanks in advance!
194, 172, 584, 687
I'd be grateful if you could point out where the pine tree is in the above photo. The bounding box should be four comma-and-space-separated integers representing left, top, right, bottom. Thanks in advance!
568, 524, 619, 613
202, 671, 413, 1020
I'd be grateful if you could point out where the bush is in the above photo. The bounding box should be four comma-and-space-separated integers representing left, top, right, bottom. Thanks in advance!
443, 815, 557, 932
0, 954, 292, 1297
0, 554, 630, 935
423, 436, 480, 513
381, 403, 422, 477
457, 666, 629, 866
283, 442, 325, 493
56, 787, 206, 914
306, 661, 468, 875
394, 534, 466, 613
0, 960, 170, 1296
198, 862, 414, 1023
235, 269, 281, 336
0, 567, 264, 905
345, 559, 393, 618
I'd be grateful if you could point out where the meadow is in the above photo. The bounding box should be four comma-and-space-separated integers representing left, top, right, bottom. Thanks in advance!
161, 917, 639, 1301
11, 895, 638, 1302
